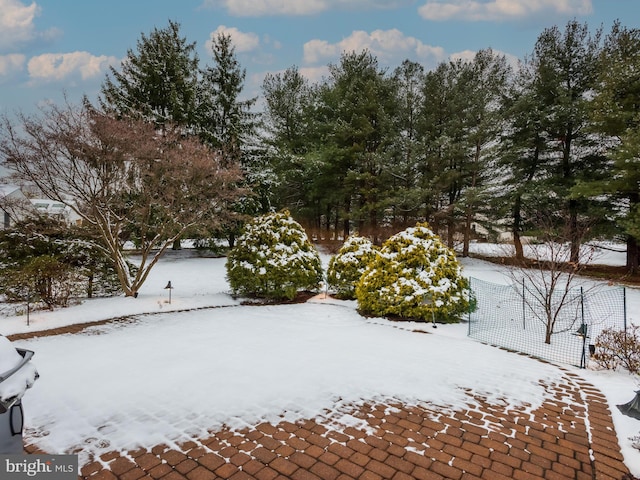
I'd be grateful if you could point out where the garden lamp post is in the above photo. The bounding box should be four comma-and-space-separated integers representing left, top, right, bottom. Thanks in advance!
165, 281, 173, 304
421, 294, 437, 328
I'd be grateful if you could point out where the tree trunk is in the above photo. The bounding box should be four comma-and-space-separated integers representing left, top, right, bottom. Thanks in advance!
463, 144, 481, 258
447, 217, 455, 249
627, 235, 640, 274
569, 198, 580, 263
562, 127, 580, 264
513, 194, 524, 260
342, 197, 351, 240
463, 209, 471, 257
545, 324, 552, 344
87, 273, 94, 299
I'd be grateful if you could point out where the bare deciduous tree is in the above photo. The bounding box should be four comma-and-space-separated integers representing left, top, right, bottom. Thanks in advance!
0, 101, 244, 297
505, 212, 599, 344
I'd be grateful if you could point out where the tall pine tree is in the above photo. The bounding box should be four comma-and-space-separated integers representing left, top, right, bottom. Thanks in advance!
387, 60, 426, 231
585, 23, 640, 271
261, 67, 315, 217
315, 50, 396, 241
198, 33, 258, 160
527, 20, 604, 262
100, 20, 199, 131
198, 33, 263, 246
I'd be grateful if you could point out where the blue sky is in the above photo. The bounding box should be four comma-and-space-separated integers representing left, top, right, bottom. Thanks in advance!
0, 0, 638, 116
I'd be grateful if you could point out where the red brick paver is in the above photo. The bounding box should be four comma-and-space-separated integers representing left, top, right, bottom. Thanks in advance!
16, 310, 633, 480
23, 367, 631, 480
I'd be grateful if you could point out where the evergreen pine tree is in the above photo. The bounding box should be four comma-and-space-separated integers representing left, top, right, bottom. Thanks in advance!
99, 20, 199, 131
584, 23, 640, 271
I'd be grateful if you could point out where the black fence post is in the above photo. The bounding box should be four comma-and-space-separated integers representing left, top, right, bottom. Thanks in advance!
522, 278, 526, 330
468, 278, 472, 336
580, 286, 586, 369
624, 287, 627, 330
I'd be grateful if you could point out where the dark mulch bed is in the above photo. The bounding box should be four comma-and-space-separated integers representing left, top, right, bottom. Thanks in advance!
238, 290, 318, 305
6, 316, 136, 342
8, 291, 319, 341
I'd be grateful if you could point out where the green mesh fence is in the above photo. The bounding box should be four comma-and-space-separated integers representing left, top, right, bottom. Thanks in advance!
467, 277, 627, 368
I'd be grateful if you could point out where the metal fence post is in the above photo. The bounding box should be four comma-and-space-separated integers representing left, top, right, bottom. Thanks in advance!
580, 286, 586, 369
468, 278, 472, 336
624, 287, 627, 330
522, 278, 526, 330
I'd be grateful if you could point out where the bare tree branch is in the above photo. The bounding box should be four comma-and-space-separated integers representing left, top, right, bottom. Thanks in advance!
504, 210, 600, 344
0, 101, 244, 296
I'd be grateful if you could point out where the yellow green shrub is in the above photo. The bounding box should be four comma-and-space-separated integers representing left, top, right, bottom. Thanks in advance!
327, 235, 378, 299
226, 211, 323, 300
355, 223, 470, 323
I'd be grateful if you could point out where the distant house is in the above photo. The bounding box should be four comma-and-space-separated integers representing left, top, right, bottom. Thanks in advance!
0, 185, 83, 229
0, 185, 30, 229
30, 198, 82, 226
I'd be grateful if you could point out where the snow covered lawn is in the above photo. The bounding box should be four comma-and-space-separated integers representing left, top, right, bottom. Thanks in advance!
2, 250, 640, 474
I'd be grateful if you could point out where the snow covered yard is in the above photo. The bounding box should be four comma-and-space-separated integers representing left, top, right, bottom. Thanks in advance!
1, 250, 640, 474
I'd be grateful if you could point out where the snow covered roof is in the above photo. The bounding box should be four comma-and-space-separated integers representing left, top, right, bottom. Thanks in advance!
0, 185, 25, 199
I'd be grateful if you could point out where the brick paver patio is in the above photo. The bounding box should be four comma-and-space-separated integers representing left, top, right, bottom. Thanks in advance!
13, 311, 635, 480
24, 365, 632, 480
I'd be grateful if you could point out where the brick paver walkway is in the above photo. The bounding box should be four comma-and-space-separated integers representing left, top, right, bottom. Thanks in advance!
25, 365, 632, 480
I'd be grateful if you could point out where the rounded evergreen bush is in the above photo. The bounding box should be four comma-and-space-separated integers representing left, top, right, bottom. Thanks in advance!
355, 223, 470, 323
327, 235, 378, 299
226, 211, 323, 300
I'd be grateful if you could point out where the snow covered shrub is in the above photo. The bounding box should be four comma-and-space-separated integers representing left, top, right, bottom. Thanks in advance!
355, 223, 470, 323
592, 326, 640, 374
226, 211, 323, 300
327, 235, 378, 299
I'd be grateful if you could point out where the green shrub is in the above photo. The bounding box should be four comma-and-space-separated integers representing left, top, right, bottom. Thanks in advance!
355, 223, 470, 323
226, 211, 323, 300
0, 217, 122, 309
327, 235, 378, 299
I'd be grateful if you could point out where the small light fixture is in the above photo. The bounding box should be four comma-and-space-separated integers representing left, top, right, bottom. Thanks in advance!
421, 295, 437, 328
573, 323, 589, 368
574, 323, 588, 338
618, 391, 640, 420
164, 281, 173, 304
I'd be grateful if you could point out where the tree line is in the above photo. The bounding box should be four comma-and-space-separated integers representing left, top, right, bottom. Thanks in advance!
1, 18, 639, 302
262, 20, 639, 272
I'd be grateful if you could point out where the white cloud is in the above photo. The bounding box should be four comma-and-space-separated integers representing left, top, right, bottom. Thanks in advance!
303, 29, 446, 66
207, 25, 260, 54
0, 0, 38, 51
27, 52, 118, 83
449, 49, 477, 63
299, 65, 330, 84
0, 53, 25, 76
0, 0, 61, 53
418, 0, 593, 21
262, 35, 282, 50
201, 0, 412, 17
204, 0, 325, 16
303, 39, 338, 65
450, 48, 520, 70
